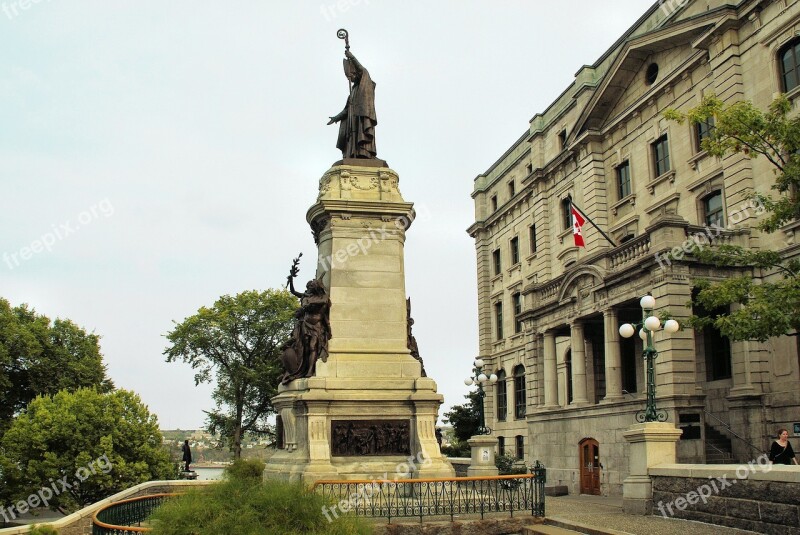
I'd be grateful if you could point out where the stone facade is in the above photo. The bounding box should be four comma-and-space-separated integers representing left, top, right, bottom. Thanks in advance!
468, 0, 800, 497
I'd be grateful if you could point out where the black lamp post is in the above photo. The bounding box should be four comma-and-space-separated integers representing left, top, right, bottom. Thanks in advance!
618, 294, 680, 423
464, 358, 497, 435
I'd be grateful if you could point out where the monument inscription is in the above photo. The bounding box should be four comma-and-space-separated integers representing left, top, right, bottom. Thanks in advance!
331, 420, 411, 456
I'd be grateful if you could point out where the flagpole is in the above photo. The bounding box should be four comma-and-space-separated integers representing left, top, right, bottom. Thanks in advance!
569, 198, 617, 248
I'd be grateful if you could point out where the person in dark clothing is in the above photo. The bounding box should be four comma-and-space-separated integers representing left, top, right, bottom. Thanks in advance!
769, 429, 798, 465
182, 439, 192, 471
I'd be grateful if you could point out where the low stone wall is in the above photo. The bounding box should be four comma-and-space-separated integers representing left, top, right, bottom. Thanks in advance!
650, 463, 800, 534
0, 480, 212, 535
447, 457, 470, 477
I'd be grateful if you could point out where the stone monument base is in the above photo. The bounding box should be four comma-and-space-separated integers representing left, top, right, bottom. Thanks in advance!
466, 435, 499, 477
263, 376, 455, 483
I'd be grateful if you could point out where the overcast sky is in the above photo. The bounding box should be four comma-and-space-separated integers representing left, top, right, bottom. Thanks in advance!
1, 0, 654, 430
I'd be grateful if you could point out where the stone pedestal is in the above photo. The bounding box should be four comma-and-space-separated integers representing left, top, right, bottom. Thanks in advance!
622, 422, 683, 514
466, 435, 499, 477
263, 162, 454, 483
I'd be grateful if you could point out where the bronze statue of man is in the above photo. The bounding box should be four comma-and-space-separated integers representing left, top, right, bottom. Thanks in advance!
327, 48, 378, 159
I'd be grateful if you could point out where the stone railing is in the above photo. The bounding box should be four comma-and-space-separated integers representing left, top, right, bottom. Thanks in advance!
608, 233, 651, 270
650, 463, 800, 534
0, 480, 212, 535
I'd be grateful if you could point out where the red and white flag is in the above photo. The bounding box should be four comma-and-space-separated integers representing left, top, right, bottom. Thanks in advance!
571, 205, 585, 248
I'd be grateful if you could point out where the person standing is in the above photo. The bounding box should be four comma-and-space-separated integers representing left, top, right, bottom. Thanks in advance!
182, 439, 192, 472
769, 429, 798, 465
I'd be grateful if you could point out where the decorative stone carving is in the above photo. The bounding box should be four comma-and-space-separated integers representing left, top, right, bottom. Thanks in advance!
331, 420, 411, 456
281, 406, 298, 452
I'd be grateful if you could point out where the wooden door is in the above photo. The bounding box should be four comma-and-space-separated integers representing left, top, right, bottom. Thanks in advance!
579, 438, 601, 495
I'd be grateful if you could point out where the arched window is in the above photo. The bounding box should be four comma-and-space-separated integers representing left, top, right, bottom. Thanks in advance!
514, 365, 526, 419
496, 370, 507, 421
779, 37, 800, 92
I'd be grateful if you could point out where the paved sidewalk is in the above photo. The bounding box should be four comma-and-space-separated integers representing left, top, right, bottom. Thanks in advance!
546, 494, 757, 535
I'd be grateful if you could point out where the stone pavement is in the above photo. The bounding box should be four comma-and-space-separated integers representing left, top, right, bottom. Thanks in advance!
545, 494, 758, 535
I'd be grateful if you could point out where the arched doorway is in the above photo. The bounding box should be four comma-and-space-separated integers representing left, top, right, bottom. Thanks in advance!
579, 438, 601, 495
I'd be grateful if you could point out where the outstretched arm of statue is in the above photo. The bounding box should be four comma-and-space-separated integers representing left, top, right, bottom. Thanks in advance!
287, 276, 303, 299
327, 106, 347, 125
345, 49, 365, 73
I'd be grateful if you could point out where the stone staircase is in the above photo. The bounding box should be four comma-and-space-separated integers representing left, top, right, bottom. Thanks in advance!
705, 422, 734, 463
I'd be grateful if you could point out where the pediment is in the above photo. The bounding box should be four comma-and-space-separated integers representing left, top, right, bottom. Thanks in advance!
573, 9, 735, 137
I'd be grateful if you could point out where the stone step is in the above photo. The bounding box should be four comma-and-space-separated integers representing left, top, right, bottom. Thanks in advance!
523, 525, 586, 535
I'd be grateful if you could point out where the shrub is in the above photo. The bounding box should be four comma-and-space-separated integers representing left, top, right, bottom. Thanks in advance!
495, 454, 527, 475
29, 526, 58, 535
223, 458, 265, 482
441, 442, 470, 458
149, 471, 372, 535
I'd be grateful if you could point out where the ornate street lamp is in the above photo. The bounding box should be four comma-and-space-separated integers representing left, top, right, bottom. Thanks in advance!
464, 358, 498, 435
618, 294, 680, 423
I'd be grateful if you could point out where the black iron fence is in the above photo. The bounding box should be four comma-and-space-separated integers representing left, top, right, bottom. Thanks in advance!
313, 462, 546, 522
92, 493, 174, 534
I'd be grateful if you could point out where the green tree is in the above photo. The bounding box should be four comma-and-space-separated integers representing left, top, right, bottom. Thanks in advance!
443, 389, 481, 444
0, 298, 113, 435
164, 289, 297, 459
0, 388, 175, 514
665, 94, 800, 341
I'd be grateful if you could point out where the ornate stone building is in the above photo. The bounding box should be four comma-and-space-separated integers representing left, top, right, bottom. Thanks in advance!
468, 0, 800, 496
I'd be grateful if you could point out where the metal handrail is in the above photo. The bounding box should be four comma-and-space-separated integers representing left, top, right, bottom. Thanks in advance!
312, 463, 546, 522
92, 493, 176, 534
704, 410, 766, 458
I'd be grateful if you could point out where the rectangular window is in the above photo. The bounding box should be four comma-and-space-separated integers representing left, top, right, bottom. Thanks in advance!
529, 224, 537, 254
491, 195, 498, 212
515, 435, 524, 459
617, 161, 631, 199
510, 237, 519, 265
653, 135, 671, 176
514, 367, 526, 418
558, 129, 567, 150
513, 293, 522, 334
497, 371, 507, 421
493, 249, 501, 276
526, 163, 533, 176
704, 191, 724, 227
695, 118, 715, 152
497, 436, 505, 455
508, 181, 516, 197
562, 198, 572, 231
495, 301, 504, 340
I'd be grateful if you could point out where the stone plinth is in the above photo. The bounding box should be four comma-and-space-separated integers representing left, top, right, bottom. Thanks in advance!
263, 162, 454, 483
622, 422, 682, 515
466, 435, 499, 477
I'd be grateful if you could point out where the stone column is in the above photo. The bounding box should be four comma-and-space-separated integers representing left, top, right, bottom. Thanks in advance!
570, 322, 589, 405
603, 308, 623, 402
622, 422, 683, 515
543, 331, 558, 408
